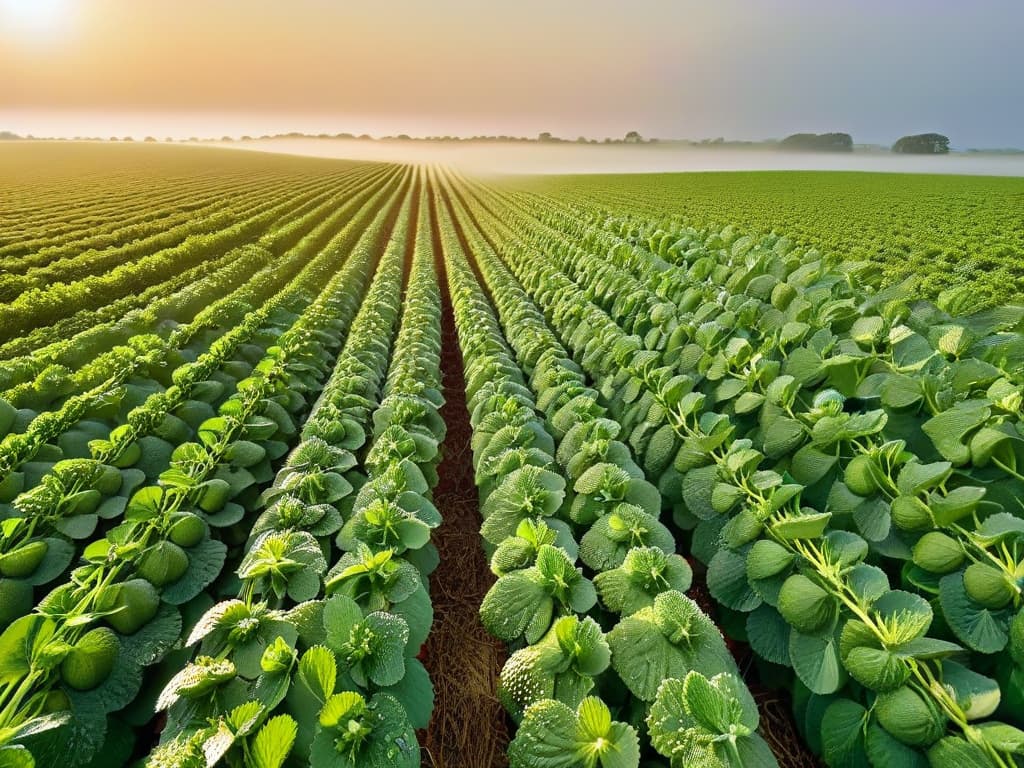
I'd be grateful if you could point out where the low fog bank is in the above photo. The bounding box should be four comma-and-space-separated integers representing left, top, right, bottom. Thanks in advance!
225, 138, 1024, 177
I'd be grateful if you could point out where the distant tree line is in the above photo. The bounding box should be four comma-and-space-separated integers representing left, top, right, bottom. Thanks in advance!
779, 133, 854, 152
892, 133, 950, 154
0, 129, 969, 155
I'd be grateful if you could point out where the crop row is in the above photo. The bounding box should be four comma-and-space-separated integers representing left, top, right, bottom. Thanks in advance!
0, 171, 411, 766
0, 169, 335, 287
0, 163, 394, 345
143, 172, 446, 768
512, 171, 1024, 308
438, 173, 778, 767
456, 174, 1024, 767
0, 166, 404, 487
0, 164, 399, 410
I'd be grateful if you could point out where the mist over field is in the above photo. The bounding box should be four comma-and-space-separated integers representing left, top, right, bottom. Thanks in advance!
223, 138, 1024, 176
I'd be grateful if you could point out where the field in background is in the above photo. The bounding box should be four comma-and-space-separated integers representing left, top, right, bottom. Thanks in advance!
223, 137, 1024, 177
512, 170, 1024, 306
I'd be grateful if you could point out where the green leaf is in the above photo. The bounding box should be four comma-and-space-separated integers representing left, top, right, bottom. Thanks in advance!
578, 506, 673, 572
161, 537, 227, 605
975, 722, 1024, 753
778, 574, 837, 635
26, 538, 76, 586
896, 461, 953, 496
922, 401, 990, 466
391, 584, 433, 653
480, 570, 552, 643
594, 547, 692, 616
508, 697, 640, 768
746, 539, 794, 581
853, 497, 891, 542
763, 417, 805, 459
821, 699, 868, 768
847, 564, 891, 604
926, 737, 996, 768
345, 613, 408, 688
746, 605, 792, 666
789, 629, 845, 694
790, 445, 838, 486
647, 672, 771, 768
0, 615, 55, 685
680, 465, 719, 519
771, 510, 831, 541
939, 573, 1012, 653
379, 657, 433, 730
931, 486, 986, 527
0, 745, 36, 768
865, 722, 929, 768
707, 549, 762, 612
311, 692, 418, 768
941, 660, 1001, 721
508, 699, 577, 768
608, 591, 736, 702
251, 715, 298, 768
298, 645, 336, 704
872, 591, 933, 643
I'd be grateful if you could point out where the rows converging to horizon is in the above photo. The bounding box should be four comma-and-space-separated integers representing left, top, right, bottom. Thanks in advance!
0, 144, 1022, 768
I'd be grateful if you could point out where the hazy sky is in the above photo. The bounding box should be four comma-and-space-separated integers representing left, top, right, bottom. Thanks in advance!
1, 0, 1021, 146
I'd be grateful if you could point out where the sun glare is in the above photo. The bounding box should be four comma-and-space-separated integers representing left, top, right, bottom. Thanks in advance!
0, 0, 73, 43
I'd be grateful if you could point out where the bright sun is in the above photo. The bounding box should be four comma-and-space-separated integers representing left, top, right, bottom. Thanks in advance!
0, 0, 74, 42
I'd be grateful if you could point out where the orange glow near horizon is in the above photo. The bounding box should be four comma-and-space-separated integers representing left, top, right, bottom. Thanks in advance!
1, 0, 1022, 147
1, 0, 668, 139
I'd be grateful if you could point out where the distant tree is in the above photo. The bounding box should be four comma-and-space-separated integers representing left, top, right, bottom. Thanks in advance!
624, 130, 642, 143
0, 131, 21, 140
240, 135, 252, 141
779, 132, 853, 152
335, 132, 355, 139
144, 136, 156, 142
221, 136, 234, 142
165, 137, 175, 142
892, 133, 950, 154
109, 136, 119, 142
538, 131, 554, 142
358, 134, 373, 140
396, 134, 411, 140
122, 136, 134, 142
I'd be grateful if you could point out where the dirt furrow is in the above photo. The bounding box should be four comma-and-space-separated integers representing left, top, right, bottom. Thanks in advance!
420, 177, 510, 768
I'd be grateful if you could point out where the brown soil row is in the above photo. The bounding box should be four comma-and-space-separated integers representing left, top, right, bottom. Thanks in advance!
419, 180, 511, 768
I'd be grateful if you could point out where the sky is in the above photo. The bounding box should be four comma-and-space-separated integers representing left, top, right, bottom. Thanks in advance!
1, 0, 1022, 147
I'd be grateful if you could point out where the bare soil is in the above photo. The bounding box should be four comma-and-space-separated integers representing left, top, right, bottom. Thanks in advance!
420, 185, 511, 768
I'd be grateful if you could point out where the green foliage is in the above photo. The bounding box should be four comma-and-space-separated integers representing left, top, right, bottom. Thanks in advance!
508, 697, 640, 768
893, 133, 951, 154
648, 671, 776, 767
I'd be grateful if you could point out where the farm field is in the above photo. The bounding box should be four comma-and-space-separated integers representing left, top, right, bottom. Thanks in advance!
509, 170, 1024, 307
0, 143, 1023, 768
